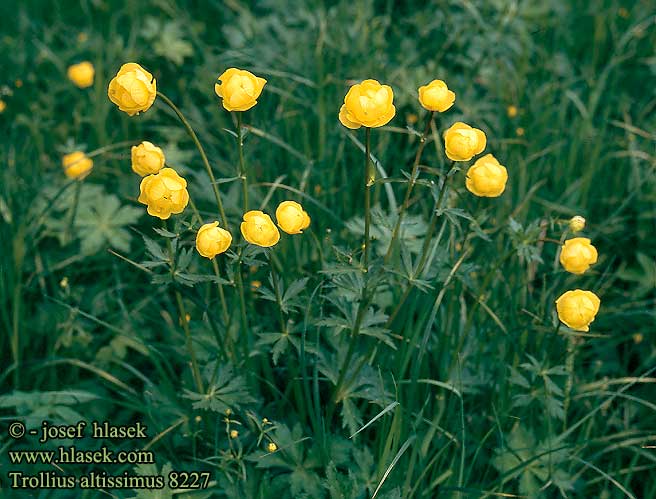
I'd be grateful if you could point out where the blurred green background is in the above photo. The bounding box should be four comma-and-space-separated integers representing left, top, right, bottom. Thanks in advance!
1, 0, 655, 498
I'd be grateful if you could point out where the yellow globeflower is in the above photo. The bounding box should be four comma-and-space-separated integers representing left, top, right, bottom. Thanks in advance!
214, 68, 267, 112
339, 79, 395, 129
555, 289, 601, 331
62, 151, 93, 179
559, 238, 598, 275
443, 122, 486, 161
131, 141, 165, 176
67, 61, 95, 88
0, 100, 6, 113
267, 442, 277, 453
195, 221, 232, 258
507, 105, 518, 118
108, 63, 157, 116
465, 154, 508, 197
418, 79, 455, 112
569, 216, 586, 233
240, 210, 280, 247
275, 201, 310, 235
137, 168, 189, 220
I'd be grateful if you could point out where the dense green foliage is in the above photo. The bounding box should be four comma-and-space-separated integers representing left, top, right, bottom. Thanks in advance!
1, 1, 655, 498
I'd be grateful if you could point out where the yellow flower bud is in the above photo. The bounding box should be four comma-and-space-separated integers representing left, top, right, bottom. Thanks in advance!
418, 79, 455, 112
515, 127, 525, 137
62, 151, 93, 179
137, 168, 189, 220
195, 221, 232, 259
465, 154, 508, 197
555, 289, 601, 331
443, 122, 486, 161
108, 63, 157, 116
230, 430, 239, 439
0, 100, 7, 113
267, 442, 277, 453
131, 141, 166, 176
67, 61, 95, 88
214, 68, 267, 112
240, 210, 280, 247
275, 201, 310, 235
507, 105, 518, 118
339, 79, 395, 129
569, 216, 586, 233
559, 238, 598, 275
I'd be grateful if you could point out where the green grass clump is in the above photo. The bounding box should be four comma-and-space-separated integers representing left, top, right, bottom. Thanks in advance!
1, 1, 655, 498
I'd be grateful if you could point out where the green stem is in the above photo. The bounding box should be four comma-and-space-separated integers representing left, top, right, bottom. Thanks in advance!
175, 289, 204, 393
385, 165, 453, 329
234, 249, 250, 360
414, 164, 454, 276
236, 113, 248, 212
326, 287, 369, 425
187, 197, 230, 349
563, 333, 579, 429
164, 223, 204, 393
270, 255, 287, 336
65, 180, 82, 244
157, 91, 228, 227
384, 111, 434, 263
363, 128, 373, 270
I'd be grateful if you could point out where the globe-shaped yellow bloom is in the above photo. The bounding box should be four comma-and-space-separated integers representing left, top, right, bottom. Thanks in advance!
339, 79, 395, 129
465, 154, 508, 197
108, 63, 157, 116
131, 141, 165, 177
443, 122, 487, 161
67, 61, 95, 88
569, 216, 586, 233
62, 151, 93, 179
555, 289, 601, 331
137, 168, 189, 220
276, 201, 310, 234
418, 79, 455, 112
240, 210, 280, 247
214, 68, 267, 112
195, 222, 232, 258
0, 100, 6, 113
559, 238, 598, 275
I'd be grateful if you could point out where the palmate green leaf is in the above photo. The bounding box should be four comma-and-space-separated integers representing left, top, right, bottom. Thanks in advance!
143, 17, 193, 66
183, 364, 255, 413
74, 192, 142, 255
493, 424, 572, 497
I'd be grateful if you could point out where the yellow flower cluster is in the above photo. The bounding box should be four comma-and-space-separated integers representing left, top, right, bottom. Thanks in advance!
138, 168, 189, 220
108, 63, 157, 116
131, 141, 166, 176
339, 79, 396, 129
62, 151, 93, 179
215, 68, 267, 112
555, 225, 601, 331
338, 78, 507, 197
67, 61, 95, 88
196, 222, 232, 259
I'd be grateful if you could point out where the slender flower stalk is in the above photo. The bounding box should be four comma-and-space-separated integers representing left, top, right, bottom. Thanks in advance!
65, 180, 82, 244
157, 91, 228, 227
164, 222, 204, 393
385, 163, 454, 328
384, 111, 435, 262
363, 127, 373, 270
269, 254, 287, 336
236, 113, 248, 211
186, 197, 229, 328
563, 333, 579, 428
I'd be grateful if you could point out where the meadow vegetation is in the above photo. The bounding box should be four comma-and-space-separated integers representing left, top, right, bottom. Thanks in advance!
1, 1, 655, 497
